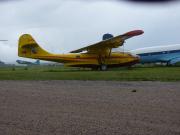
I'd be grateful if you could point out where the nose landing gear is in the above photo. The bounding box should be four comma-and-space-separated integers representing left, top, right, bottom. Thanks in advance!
98, 54, 108, 71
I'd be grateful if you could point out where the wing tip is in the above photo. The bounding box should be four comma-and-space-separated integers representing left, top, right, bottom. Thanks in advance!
123, 30, 144, 37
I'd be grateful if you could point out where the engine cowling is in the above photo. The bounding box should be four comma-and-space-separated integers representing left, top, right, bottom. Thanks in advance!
102, 33, 114, 40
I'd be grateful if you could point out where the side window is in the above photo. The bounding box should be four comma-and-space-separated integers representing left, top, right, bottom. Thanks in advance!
76, 55, 80, 59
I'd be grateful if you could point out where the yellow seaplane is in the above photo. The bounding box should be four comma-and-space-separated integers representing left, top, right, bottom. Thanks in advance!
18, 30, 144, 70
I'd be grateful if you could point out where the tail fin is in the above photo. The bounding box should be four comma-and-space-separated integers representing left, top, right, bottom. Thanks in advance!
18, 34, 51, 59
35, 60, 40, 65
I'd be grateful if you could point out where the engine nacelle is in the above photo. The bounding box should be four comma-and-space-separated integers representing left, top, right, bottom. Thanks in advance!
102, 33, 114, 40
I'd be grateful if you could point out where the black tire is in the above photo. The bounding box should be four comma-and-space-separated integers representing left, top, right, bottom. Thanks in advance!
100, 65, 107, 71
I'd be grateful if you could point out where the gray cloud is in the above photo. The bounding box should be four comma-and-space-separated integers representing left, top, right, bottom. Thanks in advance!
123, 0, 178, 3
0, 0, 21, 3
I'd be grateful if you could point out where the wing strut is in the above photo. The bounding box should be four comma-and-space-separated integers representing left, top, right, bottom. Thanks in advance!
108, 49, 112, 58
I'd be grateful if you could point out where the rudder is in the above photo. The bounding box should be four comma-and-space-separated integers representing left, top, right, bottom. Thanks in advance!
18, 34, 51, 59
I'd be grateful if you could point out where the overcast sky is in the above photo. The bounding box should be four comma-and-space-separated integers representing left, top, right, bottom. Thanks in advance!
0, 0, 180, 63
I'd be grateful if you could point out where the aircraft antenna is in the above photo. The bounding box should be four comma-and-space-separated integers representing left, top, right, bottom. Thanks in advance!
0, 40, 8, 42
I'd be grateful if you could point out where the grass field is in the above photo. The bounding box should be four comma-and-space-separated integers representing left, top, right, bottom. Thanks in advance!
0, 66, 180, 81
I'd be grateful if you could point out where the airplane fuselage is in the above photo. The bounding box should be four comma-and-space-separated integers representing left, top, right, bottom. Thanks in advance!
130, 44, 180, 65
27, 52, 139, 68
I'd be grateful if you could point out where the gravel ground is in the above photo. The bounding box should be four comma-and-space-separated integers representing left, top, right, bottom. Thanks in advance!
0, 81, 180, 135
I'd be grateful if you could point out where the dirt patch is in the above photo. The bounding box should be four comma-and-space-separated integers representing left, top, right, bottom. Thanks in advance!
0, 81, 180, 135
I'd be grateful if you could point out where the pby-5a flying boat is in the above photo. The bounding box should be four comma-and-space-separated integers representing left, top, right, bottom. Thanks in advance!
18, 30, 143, 70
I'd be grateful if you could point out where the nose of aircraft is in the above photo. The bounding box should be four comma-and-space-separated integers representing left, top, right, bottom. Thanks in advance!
131, 53, 140, 58
132, 54, 140, 63
135, 56, 140, 63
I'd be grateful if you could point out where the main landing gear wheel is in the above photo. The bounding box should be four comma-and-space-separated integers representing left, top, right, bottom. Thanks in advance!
100, 65, 107, 71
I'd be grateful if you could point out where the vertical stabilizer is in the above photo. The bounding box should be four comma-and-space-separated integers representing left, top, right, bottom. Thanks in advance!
18, 34, 51, 59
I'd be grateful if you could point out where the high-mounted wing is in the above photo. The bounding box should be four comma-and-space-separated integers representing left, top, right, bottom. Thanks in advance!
70, 30, 144, 53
